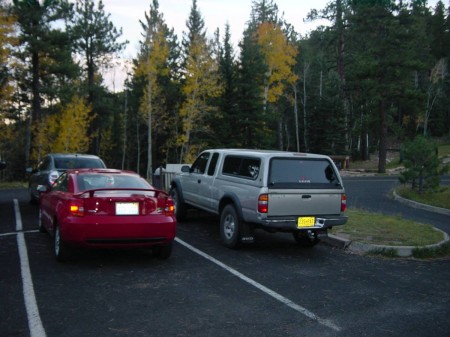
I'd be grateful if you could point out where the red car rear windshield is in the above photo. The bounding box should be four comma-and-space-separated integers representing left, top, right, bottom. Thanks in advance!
77, 174, 150, 191
55, 157, 105, 170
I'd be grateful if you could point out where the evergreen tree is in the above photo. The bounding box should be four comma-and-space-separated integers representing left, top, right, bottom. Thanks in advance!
131, 0, 181, 175
135, 0, 170, 180
0, 1, 17, 113
69, 0, 127, 154
399, 135, 446, 192
347, 0, 429, 172
12, 0, 75, 165
237, 28, 268, 148
217, 23, 240, 147
179, 0, 222, 162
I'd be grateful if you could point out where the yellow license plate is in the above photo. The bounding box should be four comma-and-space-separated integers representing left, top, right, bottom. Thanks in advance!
297, 217, 315, 228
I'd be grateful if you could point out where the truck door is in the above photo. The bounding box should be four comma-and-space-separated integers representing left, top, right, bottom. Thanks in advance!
196, 152, 219, 210
183, 151, 210, 206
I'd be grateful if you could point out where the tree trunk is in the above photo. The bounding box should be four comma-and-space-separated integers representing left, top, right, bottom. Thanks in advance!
293, 83, 299, 152
27, 50, 41, 166
303, 64, 309, 152
146, 82, 153, 182
121, 91, 128, 170
378, 99, 388, 173
336, 0, 350, 153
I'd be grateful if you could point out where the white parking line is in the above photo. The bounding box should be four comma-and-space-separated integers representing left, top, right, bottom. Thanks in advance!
6, 201, 339, 333
0, 230, 39, 238
175, 237, 341, 332
14, 199, 47, 337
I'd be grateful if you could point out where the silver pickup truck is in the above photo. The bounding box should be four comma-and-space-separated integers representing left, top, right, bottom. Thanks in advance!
170, 149, 348, 248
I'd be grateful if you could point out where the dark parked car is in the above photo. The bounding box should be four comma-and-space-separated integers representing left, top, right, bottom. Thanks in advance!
38, 168, 176, 261
28, 153, 106, 204
0, 161, 5, 170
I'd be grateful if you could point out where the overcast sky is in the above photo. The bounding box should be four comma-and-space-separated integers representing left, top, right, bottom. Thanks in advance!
104, 0, 330, 58
99, 0, 441, 90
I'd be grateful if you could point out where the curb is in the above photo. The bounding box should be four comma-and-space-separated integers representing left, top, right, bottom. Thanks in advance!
392, 190, 450, 216
324, 230, 450, 257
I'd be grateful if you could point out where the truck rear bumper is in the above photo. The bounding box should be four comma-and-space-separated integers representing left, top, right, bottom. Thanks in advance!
259, 215, 348, 231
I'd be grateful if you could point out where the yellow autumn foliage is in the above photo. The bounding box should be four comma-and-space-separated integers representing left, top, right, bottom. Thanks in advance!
0, 7, 18, 110
179, 36, 223, 161
31, 96, 94, 162
257, 22, 298, 103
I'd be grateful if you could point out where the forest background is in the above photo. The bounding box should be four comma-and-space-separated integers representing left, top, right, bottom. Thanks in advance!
0, 0, 449, 182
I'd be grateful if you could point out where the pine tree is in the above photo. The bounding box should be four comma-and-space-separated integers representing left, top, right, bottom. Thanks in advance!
217, 23, 240, 147
179, 0, 223, 162
12, 0, 75, 165
70, 0, 127, 154
0, 1, 17, 112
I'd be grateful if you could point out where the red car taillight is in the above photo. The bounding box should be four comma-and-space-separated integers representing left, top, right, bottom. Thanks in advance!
164, 197, 175, 216
341, 194, 347, 212
154, 195, 175, 216
69, 200, 85, 217
258, 194, 268, 213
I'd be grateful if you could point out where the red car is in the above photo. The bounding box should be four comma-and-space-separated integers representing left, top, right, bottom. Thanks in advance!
38, 168, 176, 262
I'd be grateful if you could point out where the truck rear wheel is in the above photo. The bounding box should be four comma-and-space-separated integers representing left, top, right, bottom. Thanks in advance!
170, 187, 187, 222
220, 205, 241, 249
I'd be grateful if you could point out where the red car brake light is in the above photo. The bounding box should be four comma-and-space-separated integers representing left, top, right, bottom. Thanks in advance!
258, 194, 268, 213
164, 197, 175, 216
341, 194, 347, 212
69, 200, 85, 217
153, 195, 175, 216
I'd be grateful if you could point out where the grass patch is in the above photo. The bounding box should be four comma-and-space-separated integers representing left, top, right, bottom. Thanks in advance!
412, 242, 450, 259
368, 248, 399, 258
0, 181, 28, 189
396, 185, 450, 210
331, 208, 444, 246
438, 143, 450, 158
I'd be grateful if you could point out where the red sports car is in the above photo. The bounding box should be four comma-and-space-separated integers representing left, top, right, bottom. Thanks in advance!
38, 168, 176, 261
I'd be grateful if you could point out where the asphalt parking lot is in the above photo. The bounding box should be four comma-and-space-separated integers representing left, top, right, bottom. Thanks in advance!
1, 179, 450, 337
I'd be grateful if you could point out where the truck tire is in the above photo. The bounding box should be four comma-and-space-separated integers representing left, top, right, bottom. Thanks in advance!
220, 204, 241, 249
170, 187, 187, 222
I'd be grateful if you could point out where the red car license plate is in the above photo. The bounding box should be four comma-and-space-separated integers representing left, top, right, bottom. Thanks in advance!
115, 202, 139, 215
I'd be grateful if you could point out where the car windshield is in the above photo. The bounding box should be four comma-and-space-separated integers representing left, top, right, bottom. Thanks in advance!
268, 158, 341, 189
55, 157, 104, 170
77, 174, 150, 191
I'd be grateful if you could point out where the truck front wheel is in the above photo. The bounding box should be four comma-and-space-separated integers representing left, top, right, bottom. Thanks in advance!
220, 205, 241, 249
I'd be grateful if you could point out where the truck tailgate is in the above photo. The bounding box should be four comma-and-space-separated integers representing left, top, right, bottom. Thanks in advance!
267, 189, 343, 216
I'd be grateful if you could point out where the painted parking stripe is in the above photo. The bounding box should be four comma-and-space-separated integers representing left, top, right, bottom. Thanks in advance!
0, 230, 39, 238
175, 237, 341, 332
14, 199, 47, 337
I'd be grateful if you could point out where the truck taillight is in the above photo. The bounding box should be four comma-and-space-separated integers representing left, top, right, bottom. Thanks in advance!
341, 194, 347, 212
258, 194, 268, 213
69, 200, 85, 217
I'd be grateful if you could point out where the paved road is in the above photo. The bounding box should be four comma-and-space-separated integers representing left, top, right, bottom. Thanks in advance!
1, 181, 449, 337
344, 175, 450, 234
